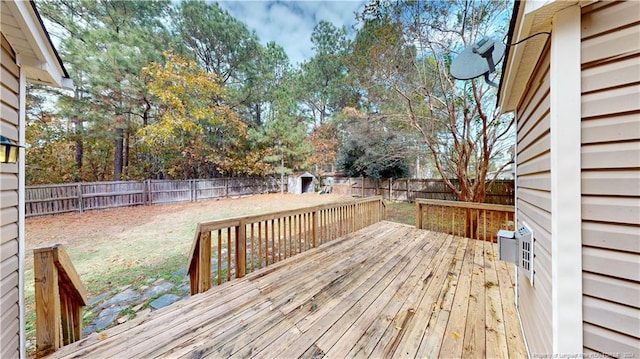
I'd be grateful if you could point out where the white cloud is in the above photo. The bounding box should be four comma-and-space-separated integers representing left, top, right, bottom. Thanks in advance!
217, 1, 366, 66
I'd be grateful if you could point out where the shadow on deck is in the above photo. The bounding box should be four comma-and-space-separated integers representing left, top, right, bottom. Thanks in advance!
47, 221, 526, 358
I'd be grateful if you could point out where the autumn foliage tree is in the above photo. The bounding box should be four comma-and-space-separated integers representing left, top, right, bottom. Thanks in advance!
141, 52, 270, 179
308, 123, 339, 174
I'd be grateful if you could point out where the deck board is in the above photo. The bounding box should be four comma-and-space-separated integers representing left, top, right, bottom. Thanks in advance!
48, 221, 527, 359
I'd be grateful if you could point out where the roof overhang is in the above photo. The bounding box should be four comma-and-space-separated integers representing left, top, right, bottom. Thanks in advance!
1, 0, 73, 89
498, 0, 589, 113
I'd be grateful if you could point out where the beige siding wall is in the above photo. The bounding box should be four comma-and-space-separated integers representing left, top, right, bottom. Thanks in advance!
515, 41, 553, 355
0, 33, 21, 359
581, 1, 640, 355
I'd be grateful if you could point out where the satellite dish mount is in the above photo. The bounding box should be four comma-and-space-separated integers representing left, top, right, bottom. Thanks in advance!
450, 37, 505, 88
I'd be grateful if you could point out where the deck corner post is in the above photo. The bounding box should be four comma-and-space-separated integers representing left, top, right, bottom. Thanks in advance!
34, 247, 62, 357
198, 232, 212, 292
236, 221, 246, 278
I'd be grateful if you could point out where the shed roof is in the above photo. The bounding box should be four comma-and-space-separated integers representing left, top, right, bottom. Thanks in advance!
290, 171, 315, 178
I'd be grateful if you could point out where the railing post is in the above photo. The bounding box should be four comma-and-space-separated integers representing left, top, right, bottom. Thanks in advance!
199, 232, 212, 292
236, 221, 246, 278
34, 248, 62, 357
312, 210, 318, 248
415, 201, 423, 229
34, 245, 87, 358
351, 204, 356, 232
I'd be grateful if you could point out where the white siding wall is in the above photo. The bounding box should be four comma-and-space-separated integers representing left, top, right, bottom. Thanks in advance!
0, 33, 21, 359
516, 41, 553, 355
580, 1, 640, 355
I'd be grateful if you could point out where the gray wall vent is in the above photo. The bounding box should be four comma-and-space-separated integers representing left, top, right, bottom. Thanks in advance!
497, 225, 534, 286
516, 225, 534, 285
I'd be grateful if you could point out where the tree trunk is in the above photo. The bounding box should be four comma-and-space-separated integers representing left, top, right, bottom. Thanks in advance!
73, 88, 84, 182
464, 208, 478, 239
114, 127, 124, 181
255, 103, 262, 127
74, 122, 83, 181
123, 130, 130, 177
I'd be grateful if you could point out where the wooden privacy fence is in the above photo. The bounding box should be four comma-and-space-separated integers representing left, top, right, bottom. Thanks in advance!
415, 199, 515, 242
188, 196, 386, 295
25, 177, 282, 217
335, 177, 514, 205
33, 245, 87, 358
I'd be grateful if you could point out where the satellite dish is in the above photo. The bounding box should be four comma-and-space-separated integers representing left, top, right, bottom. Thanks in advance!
450, 37, 506, 87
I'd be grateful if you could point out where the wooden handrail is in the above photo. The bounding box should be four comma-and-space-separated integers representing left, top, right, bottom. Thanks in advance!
188, 196, 386, 295
34, 244, 87, 358
415, 199, 515, 242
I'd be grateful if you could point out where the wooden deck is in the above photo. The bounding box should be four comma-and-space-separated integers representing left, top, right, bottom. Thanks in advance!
47, 221, 527, 358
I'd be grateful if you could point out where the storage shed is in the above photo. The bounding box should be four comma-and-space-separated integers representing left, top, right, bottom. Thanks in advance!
287, 172, 315, 194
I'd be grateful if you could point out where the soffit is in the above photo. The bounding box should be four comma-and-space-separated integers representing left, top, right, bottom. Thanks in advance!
1, 1, 71, 88
499, 0, 581, 113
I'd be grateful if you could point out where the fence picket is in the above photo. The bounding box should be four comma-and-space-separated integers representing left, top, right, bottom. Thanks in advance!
25, 177, 286, 218
333, 177, 514, 205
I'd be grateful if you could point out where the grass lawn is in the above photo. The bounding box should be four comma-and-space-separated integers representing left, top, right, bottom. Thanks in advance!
385, 201, 415, 226
23, 194, 415, 351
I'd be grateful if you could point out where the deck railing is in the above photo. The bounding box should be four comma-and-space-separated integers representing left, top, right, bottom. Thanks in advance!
188, 196, 386, 295
415, 199, 515, 242
33, 245, 87, 358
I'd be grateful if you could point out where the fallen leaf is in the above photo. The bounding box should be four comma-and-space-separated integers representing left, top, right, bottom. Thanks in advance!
98, 333, 108, 341
451, 331, 460, 339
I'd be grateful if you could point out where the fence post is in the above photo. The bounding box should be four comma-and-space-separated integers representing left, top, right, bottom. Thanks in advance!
145, 180, 151, 205
389, 178, 393, 200
361, 176, 365, 198
191, 179, 196, 202
225, 178, 229, 198
236, 221, 246, 278
407, 179, 411, 202
76, 183, 83, 213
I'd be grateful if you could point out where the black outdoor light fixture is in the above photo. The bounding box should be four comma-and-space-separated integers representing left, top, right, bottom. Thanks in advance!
0, 135, 22, 164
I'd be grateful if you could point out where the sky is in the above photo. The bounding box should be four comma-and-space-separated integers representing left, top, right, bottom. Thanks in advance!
217, 1, 367, 66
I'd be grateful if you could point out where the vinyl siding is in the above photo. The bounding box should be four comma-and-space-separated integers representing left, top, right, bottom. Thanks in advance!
515, 40, 553, 355
581, 1, 640, 356
0, 33, 20, 359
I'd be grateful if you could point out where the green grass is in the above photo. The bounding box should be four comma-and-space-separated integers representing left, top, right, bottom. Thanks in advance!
385, 201, 415, 226
24, 193, 356, 352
